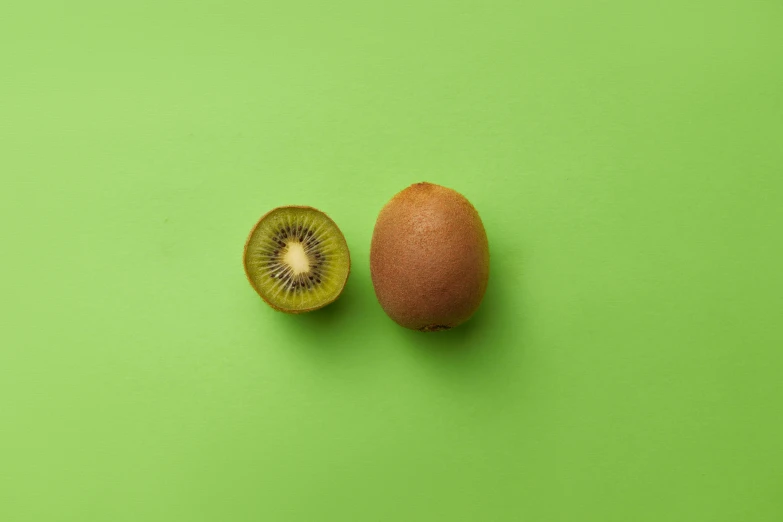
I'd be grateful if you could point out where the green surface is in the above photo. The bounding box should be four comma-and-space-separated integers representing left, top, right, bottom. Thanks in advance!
1, 1, 782, 521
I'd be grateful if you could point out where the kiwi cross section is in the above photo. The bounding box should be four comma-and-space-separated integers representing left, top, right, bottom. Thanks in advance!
244, 206, 350, 313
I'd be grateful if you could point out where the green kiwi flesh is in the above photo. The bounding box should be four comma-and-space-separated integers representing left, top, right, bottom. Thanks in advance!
244, 206, 350, 313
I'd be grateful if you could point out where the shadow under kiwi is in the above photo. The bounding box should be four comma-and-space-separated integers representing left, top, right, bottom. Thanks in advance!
272, 275, 372, 357
395, 249, 525, 387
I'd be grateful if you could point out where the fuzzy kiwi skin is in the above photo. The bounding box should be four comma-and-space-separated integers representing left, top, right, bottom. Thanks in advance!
370, 183, 490, 331
243, 206, 351, 314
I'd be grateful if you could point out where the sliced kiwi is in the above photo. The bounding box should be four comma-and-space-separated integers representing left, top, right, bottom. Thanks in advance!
243, 206, 351, 313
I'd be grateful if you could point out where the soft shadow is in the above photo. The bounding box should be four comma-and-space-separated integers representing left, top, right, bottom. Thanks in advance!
278, 276, 357, 324
269, 271, 381, 359
395, 243, 526, 390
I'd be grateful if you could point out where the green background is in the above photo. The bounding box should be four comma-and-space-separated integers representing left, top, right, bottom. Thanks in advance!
2, 1, 782, 520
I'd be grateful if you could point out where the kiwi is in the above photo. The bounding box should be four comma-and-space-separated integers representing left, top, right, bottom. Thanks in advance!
244, 206, 351, 313
370, 182, 490, 331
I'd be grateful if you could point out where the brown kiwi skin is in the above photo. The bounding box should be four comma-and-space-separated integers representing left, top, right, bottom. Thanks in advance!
243, 205, 351, 314
370, 182, 490, 331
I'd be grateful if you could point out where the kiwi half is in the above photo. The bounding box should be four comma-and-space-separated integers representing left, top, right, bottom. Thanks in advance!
243, 206, 350, 313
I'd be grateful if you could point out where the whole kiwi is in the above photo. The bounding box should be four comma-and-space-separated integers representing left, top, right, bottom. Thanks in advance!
370, 182, 490, 331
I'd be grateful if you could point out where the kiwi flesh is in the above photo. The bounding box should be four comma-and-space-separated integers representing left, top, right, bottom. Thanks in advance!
244, 206, 351, 313
370, 182, 489, 331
